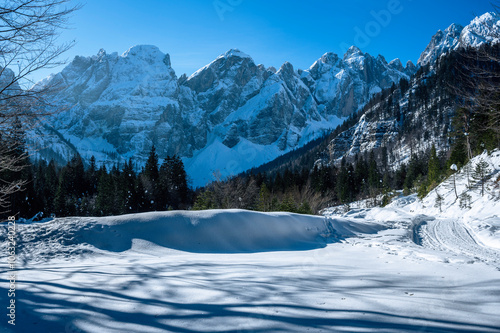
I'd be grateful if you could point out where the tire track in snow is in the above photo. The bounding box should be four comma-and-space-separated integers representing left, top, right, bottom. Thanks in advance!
416, 217, 500, 268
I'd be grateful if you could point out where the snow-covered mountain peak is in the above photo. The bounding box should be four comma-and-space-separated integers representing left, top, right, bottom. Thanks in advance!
418, 12, 500, 66
469, 12, 499, 28
418, 29, 454, 66
187, 48, 256, 82
343, 46, 366, 68
319, 52, 340, 65
444, 23, 464, 36
343, 45, 363, 60
405, 60, 415, 70
122, 44, 162, 57
277, 61, 294, 74
120, 44, 171, 67
95, 48, 107, 59
388, 58, 404, 71
460, 12, 500, 48
267, 66, 277, 73
377, 54, 388, 64
218, 48, 252, 60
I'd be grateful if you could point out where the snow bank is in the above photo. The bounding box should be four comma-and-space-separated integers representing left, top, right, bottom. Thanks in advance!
2, 210, 383, 261
94, 209, 332, 253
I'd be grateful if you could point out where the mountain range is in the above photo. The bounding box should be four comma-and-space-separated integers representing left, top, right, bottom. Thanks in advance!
29, 12, 499, 187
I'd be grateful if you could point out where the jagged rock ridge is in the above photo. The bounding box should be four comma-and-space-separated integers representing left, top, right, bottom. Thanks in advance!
32, 45, 412, 186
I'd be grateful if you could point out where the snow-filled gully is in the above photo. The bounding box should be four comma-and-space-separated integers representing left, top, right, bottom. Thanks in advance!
413, 217, 500, 269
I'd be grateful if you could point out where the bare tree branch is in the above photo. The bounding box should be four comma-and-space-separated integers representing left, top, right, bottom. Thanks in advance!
0, 0, 81, 216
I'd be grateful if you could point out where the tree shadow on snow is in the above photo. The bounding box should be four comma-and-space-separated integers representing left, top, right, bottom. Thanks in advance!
10, 260, 500, 333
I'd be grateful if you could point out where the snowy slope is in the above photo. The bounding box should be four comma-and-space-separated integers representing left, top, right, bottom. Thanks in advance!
404, 150, 500, 252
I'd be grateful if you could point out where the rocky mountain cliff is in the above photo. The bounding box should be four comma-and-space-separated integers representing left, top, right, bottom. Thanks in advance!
31, 44, 412, 186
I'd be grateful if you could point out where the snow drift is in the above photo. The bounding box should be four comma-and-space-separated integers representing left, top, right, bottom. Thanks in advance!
6, 210, 384, 259
92, 210, 333, 253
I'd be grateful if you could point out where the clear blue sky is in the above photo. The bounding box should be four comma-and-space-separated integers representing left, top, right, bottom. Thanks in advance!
34, 0, 494, 82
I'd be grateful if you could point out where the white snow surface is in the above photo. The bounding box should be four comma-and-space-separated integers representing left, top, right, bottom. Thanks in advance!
2, 153, 500, 332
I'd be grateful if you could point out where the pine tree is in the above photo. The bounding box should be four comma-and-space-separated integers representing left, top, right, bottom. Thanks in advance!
279, 194, 296, 213
158, 155, 189, 209
368, 151, 380, 190
471, 158, 491, 196
120, 159, 137, 213
297, 201, 312, 215
193, 190, 215, 210
256, 183, 271, 211
96, 166, 116, 216
54, 167, 73, 216
171, 155, 189, 207
134, 177, 148, 212
144, 145, 159, 182
459, 192, 472, 209
86, 156, 98, 196
434, 191, 444, 212
427, 145, 441, 188
336, 159, 353, 203
142, 146, 160, 210
44, 160, 58, 215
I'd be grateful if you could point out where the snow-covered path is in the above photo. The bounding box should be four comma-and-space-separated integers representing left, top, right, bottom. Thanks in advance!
415, 217, 500, 269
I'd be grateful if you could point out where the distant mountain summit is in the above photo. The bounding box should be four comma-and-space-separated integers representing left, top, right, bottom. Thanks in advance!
418, 12, 500, 66
300, 46, 414, 117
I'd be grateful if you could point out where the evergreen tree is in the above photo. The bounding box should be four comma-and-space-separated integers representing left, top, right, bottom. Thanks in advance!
279, 194, 296, 213
427, 145, 441, 187
144, 145, 159, 182
44, 160, 58, 215
53, 155, 85, 216
434, 191, 444, 212
297, 201, 312, 215
134, 176, 148, 212
171, 155, 189, 207
256, 183, 271, 212
120, 159, 137, 213
96, 166, 116, 215
471, 158, 491, 196
336, 159, 353, 203
85, 156, 98, 196
368, 151, 380, 190
54, 167, 74, 216
193, 190, 215, 210
158, 155, 188, 209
